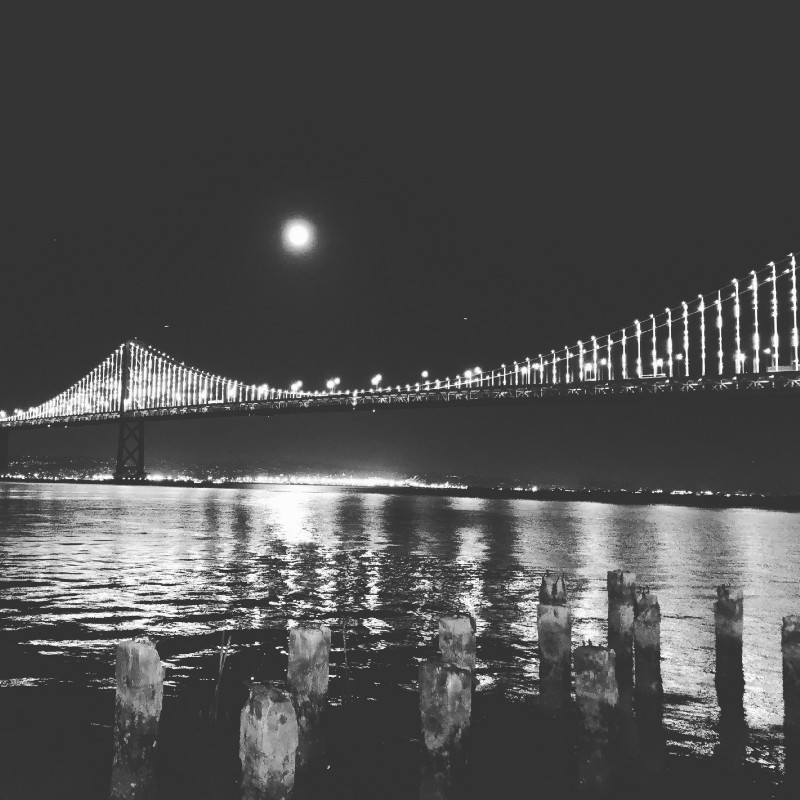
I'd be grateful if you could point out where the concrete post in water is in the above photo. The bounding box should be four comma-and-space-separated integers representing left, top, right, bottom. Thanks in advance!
287, 624, 331, 771
439, 616, 476, 672
109, 638, 164, 800
239, 683, 299, 800
537, 573, 571, 715
574, 644, 619, 795
783, 615, 800, 784
714, 585, 744, 709
607, 570, 636, 697
419, 659, 472, 799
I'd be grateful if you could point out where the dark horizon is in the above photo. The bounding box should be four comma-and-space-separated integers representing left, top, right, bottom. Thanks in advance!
7, 392, 800, 495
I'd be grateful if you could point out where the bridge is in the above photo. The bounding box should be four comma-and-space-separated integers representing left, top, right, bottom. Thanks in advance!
1, 253, 798, 479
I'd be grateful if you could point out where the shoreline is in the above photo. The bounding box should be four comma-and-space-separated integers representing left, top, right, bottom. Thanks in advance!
2, 475, 799, 511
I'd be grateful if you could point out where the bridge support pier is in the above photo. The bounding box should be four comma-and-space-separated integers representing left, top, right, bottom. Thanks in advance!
114, 418, 146, 481
0, 429, 8, 475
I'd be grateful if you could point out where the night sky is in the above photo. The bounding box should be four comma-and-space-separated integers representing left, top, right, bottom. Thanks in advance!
2, 8, 799, 490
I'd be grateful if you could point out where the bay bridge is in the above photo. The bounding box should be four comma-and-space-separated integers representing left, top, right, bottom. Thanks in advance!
1, 253, 798, 480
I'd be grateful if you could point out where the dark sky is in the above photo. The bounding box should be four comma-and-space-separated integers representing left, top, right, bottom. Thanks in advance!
2, 7, 799, 490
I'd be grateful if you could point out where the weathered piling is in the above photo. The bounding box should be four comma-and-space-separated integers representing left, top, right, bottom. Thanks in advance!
537, 573, 571, 715
713, 586, 746, 775
714, 585, 744, 710
287, 624, 331, 771
608, 570, 638, 769
439, 616, 476, 672
783, 615, 800, 785
239, 683, 299, 800
419, 659, 472, 799
634, 589, 665, 787
607, 570, 636, 697
574, 644, 619, 796
633, 588, 662, 707
109, 638, 164, 800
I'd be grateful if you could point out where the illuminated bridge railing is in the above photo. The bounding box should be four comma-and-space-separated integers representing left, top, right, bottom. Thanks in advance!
0, 251, 797, 430
3, 372, 800, 430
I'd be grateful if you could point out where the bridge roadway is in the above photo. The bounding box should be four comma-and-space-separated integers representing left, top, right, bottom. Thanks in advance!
3, 370, 800, 431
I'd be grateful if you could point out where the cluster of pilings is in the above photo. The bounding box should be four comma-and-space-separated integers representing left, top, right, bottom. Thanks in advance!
107, 576, 800, 799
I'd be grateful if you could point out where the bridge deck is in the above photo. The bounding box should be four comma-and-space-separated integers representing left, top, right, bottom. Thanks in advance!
3, 372, 799, 431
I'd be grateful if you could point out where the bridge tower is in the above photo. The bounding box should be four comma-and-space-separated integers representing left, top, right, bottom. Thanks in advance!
0, 428, 8, 475
114, 341, 146, 481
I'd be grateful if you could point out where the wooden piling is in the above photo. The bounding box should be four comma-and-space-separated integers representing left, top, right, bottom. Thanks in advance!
633, 588, 662, 706
607, 570, 636, 696
287, 624, 331, 772
574, 644, 619, 796
109, 638, 164, 800
783, 615, 800, 784
439, 616, 476, 672
239, 683, 299, 800
714, 585, 744, 709
713, 585, 746, 776
634, 589, 665, 787
608, 570, 637, 770
537, 573, 571, 715
419, 659, 472, 799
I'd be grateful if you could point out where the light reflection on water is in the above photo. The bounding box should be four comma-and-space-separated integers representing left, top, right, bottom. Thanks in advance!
1, 481, 799, 765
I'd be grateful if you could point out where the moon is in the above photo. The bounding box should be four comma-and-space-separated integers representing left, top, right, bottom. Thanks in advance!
282, 218, 316, 254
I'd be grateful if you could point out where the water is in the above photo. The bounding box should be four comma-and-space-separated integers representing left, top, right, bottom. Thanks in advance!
1, 481, 799, 789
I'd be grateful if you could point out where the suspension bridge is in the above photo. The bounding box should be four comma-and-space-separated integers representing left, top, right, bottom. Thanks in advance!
1, 253, 798, 479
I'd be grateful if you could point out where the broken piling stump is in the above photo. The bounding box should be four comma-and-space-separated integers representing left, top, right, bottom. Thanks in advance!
574, 644, 619, 796
783, 615, 800, 785
287, 623, 331, 772
714, 585, 744, 710
634, 588, 665, 787
607, 570, 636, 698
239, 683, 299, 800
537, 573, 571, 715
608, 570, 637, 768
109, 638, 164, 800
439, 615, 476, 672
713, 585, 746, 775
419, 659, 472, 799
634, 588, 662, 708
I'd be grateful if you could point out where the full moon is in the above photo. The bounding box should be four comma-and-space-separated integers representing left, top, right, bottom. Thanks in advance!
282, 218, 315, 254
